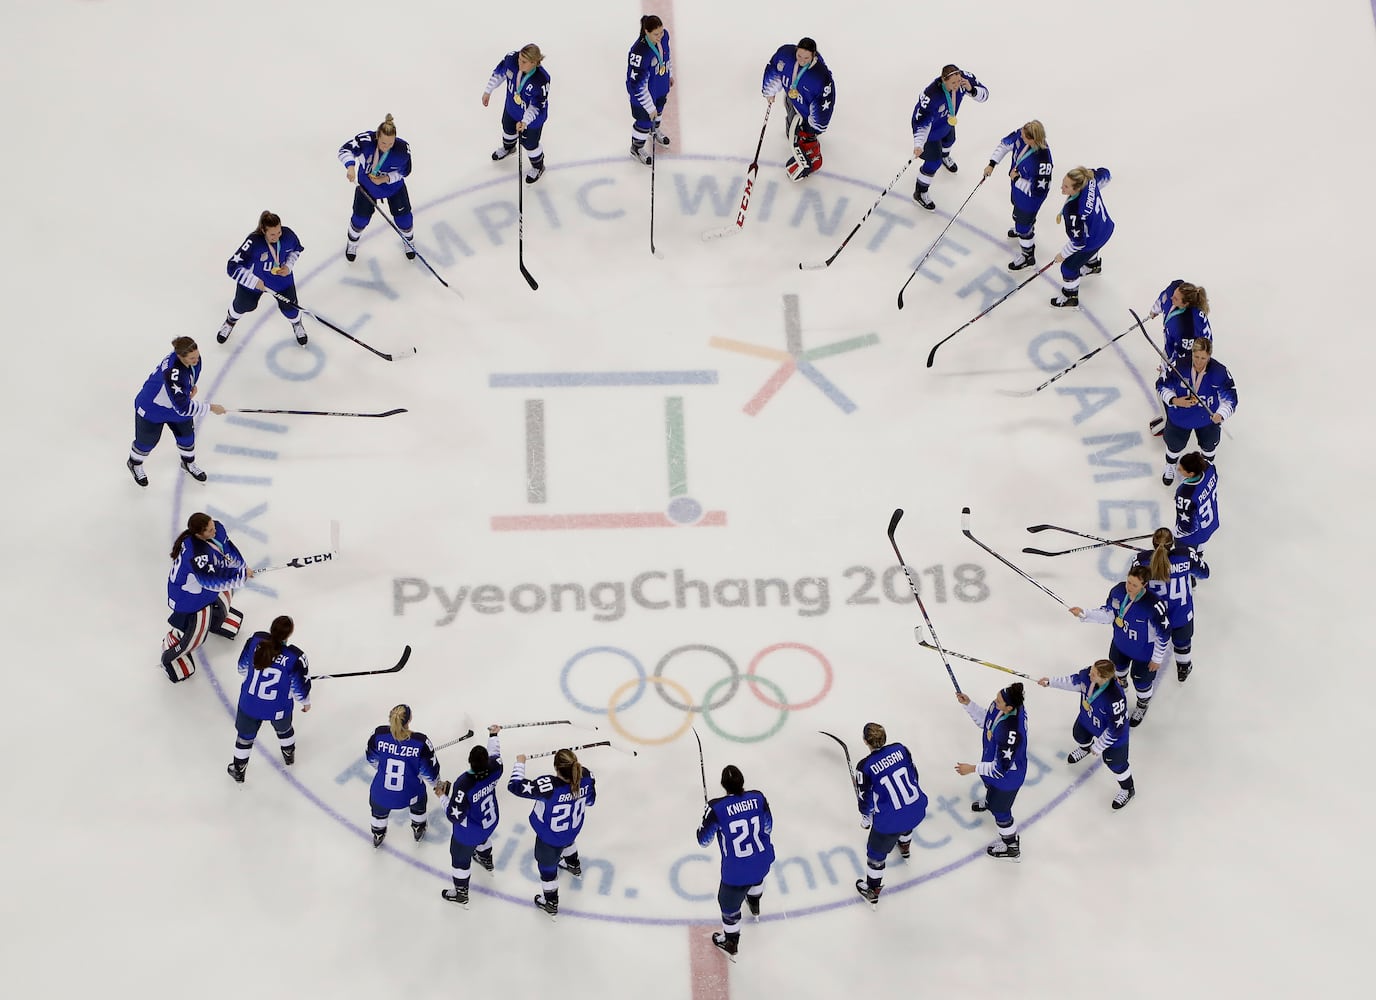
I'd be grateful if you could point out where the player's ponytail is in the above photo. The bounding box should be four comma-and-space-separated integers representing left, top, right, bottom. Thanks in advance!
639, 14, 662, 38
171, 512, 211, 560
1149, 528, 1175, 583
253, 615, 294, 671
389, 704, 413, 742
256, 210, 281, 235
554, 748, 583, 798
1178, 282, 1209, 316
720, 765, 745, 796
377, 113, 396, 137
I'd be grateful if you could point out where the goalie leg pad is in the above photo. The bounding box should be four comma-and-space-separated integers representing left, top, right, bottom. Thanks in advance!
209, 592, 243, 639
161, 632, 198, 682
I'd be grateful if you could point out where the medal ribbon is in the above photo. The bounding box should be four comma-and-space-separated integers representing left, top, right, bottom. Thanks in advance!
1082, 679, 1111, 712
790, 60, 810, 92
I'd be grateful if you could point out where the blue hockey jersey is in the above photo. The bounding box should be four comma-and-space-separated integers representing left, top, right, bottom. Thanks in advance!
1174, 463, 1221, 550
366, 727, 440, 811
627, 30, 672, 114
135, 350, 207, 424
507, 760, 596, 848
697, 790, 776, 887
236, 633, 311, 721
856, 742, 928, 835
167, 521, 248, 614
445, 733, 505, 847
912, 72, 989, 149
1132, 545, 1210, 630
1158, 357, 1237, 430
485, 52, 550, 128
1080, 582, 1170, 663
988, 129, 1053, 216
1059, 167, 1114, 256
961, 697, 1027, 791
1048, 667, 1128, 754
761, 44, 835, 135
226, 228, 304, 296
337, 130, 412, 200
1153, 280, 1214, 362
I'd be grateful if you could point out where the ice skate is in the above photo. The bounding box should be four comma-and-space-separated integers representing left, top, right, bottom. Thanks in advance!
441, 886, 470, 908
226, 760, 246, 784
181, 459, 207, 483
127, 458, 148, 487
987, 836, 1020, 862
711, 931, 739, 961
854, 879, 881, 907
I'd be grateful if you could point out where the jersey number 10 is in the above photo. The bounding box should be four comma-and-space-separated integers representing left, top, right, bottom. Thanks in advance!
879, 769, 921, 811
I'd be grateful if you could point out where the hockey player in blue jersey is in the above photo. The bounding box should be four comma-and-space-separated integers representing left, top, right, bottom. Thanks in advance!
1038, 659, 1136, 809
955, 683, 1028, 861
365, 705, 443, 848
1050, 166, 1114, 308
227, 615, 311, 783
438, 726, 504, 909
1158, 337, 1237, 484
696, 765, 775, 959
854, 722, 928, 907
339, 113, 415, 263
1070, 566, 1171, 728
482, 44, 551, 184
626, 14, 673, 166
508, 748, 596, 917
761, 37, 835, 182
911, 64, 989, 209
1134, 528, 1211, 683
163, 512, 252, 683
128, 337, 226, 487
216, 210, 308, 346
983, 120, 1053, 270
1146, 281, 1213, 437
1173, 452, 1221, 554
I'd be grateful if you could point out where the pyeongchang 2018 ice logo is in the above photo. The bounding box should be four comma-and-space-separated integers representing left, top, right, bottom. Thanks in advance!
191, 154, 1165, 923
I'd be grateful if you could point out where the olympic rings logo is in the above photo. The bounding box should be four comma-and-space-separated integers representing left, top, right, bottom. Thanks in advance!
560, 643, 833, 745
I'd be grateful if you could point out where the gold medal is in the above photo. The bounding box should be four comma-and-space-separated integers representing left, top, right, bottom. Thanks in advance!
788, 88, 800, 99
948, 115, 958, 125
1115, 616, 1126, 628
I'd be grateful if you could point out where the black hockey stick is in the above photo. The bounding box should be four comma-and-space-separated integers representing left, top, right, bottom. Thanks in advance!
897, 174, 987, 309
1131, 308, 1233, 440
526, 741, 638, 759
914, 629, 1034, 680
355, 187, 462, 297
231, 407, 407, 418
264, 289, 417, 362
703, 102, 772, 240
818, 731, 859, 798
887, 508, 962, 694
692, 726, 708, 803
650, 122, 662, 258
961, 507, 1069, 608
255, 549, 338, 574
310, 645, 411, 681
926, 260, 1056, 367
998, 322, 1138, 397
1023, 532, 1153, 557
434, 731, 477, 752
495, 719, 588, 730
799, 157, 913, 269
516, 142, 539, 290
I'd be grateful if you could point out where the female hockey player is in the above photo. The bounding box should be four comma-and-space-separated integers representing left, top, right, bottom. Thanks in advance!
228, 615, 311, 783
128, 337, 225, 487
438, 726, 505, 909
1158, 337, 1237, 483
1069, 566, 1170, 728
911, 64, 989, 209
216, 210, 307, 346
1050, 166, 1114, 308
338, 113, 415, 263
955, 683, 1028, 860
365, 705, 443, 848
761, 37, 835, 182
696, 765, 775, 959
163, 513, 253, 683
1133, 529, 1210, 683
1038, 659, 1136, 809
854, 722, 928, 908
482, 44, 551, 184
626, 14, 673, 165
508, 747, 597, 918
982, 120, 1053, 270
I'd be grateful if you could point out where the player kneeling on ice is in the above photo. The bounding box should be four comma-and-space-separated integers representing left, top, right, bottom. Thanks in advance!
508, 748, 597, 918
854, 723, 928, 907
438, 726, 504, 909
162, 513, 252, 683
365, 705, 443, 847
696, 765, 775, 959
955, 683, 1027, 861
1038, 660, 1136, 810
228, 615, 310, 783
761, 37, 835, 182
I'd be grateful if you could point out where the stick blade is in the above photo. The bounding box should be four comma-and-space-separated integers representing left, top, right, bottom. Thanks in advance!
702, 226, 740, 242
798, 261, 828, 271
1025, 524, 1057, 534
388, 348, 419, 362
961, 506, 972, 533
392, 645, 412, 671
887, 508, 904, 538
996, 387, 1037, 398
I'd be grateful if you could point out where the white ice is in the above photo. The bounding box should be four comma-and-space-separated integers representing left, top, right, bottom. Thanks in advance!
3, 1, 1373, 998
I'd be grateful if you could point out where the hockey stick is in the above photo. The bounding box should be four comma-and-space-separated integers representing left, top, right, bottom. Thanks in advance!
1130, 308, 1233, 440
255, 549, 338, 574
799, 157, 913, 269
702, 102, 772, 241
897, 174, 987, 308
264, 289, 417, 362
649, 122, 662, 258
310, 645, 411, 681
998, 322, 1138, 397
516, 143, 539, 290
961, 507, 1069, 608
355, 187, 462, 297
692, 726, 708, 803
818, 731, 859, 798
434, 730, 476, 752
913, 630, 1034, 681
525, 741, 639, 759
1022, 531, 1153, 557
926, 261, 1056, 368
496, 719, 599, 731
231, 407, 407, 418
887, 508, 962, 694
